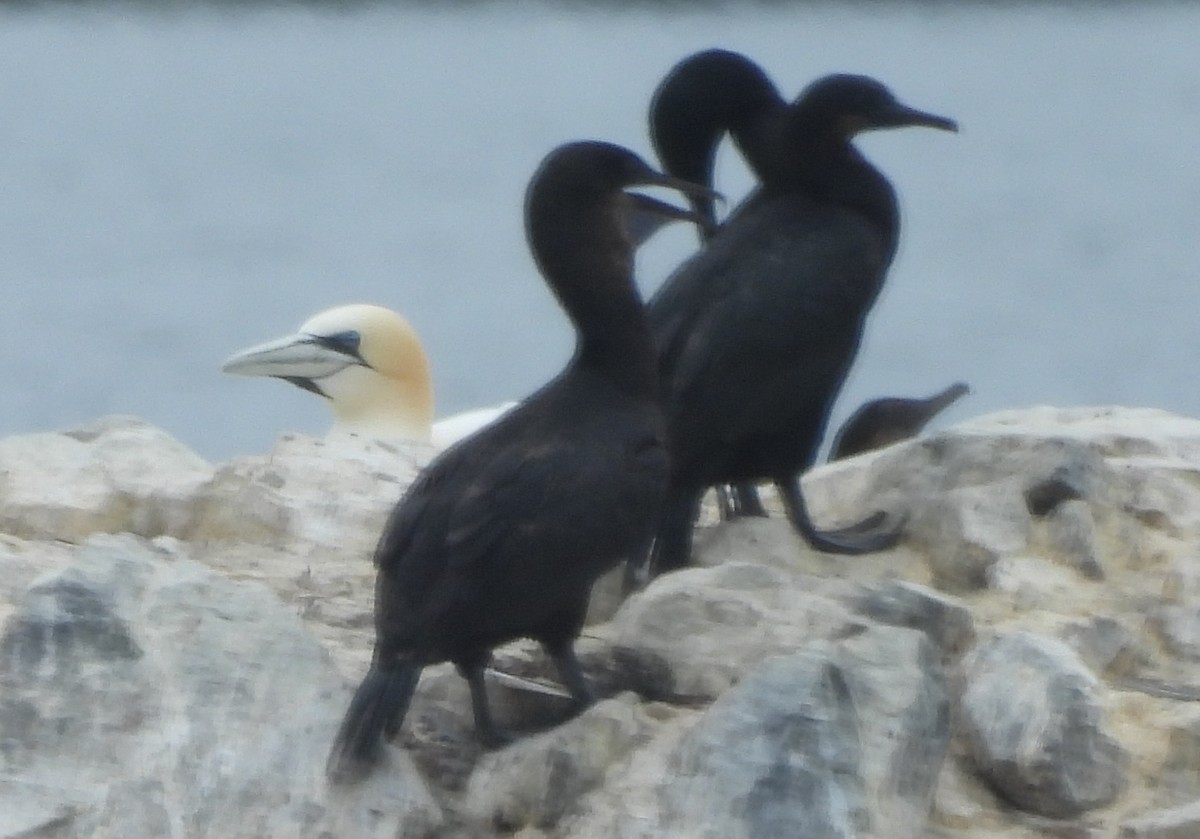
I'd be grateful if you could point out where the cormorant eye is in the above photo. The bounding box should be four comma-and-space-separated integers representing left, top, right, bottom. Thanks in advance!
315, 330, 363, 357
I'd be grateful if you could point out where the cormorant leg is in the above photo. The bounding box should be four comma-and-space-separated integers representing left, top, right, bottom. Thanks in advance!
458, 659, 512, 749
648, 486, 704, 579
544, 639, 596, 711
775, 476, 904, 554
715, 485, 738, 521
717, 483, 769, 521
731, 482, 769, 517
621, 530, 659, 594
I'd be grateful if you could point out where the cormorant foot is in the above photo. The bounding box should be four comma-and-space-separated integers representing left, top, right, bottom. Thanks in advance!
805, 510, 906, 555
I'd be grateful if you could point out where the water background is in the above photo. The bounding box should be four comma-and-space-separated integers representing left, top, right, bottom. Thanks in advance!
2, 2, 1197, 461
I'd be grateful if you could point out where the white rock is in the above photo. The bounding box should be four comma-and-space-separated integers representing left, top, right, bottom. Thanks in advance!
607, 626, 948, 839
986, 555, 1087, 611
804, 406, 1194, 593
959, 631, 1128, 818
462, 693, 652, 831
0, 416, 213, 542
0, 534, 442, 838
185, 432, 430, 553
2, 407, 1200, 839
1120, 799, 1200, 839
611, 562, 858, 701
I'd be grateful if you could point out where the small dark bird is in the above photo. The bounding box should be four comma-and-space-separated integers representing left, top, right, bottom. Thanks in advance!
325, 141, 714, 781
642, 65, 957, 580
829, 382, 970, 461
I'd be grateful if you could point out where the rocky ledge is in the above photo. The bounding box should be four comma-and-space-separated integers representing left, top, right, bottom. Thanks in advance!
1, 407, 1199, 838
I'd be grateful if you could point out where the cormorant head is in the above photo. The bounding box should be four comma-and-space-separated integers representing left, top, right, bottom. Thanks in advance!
525, 141, 721, 261
650, 49, 783, 223
794, 74, 958, 138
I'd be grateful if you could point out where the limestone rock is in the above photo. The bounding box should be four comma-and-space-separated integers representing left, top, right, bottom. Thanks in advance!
959, 632, 1128, 817
612, 625, 948, 839
0, 537, 77, 631
392, 656, 596, 798
692, 516, 805, 572
1150, 707, 1200, 805
930, 759, 1002, 833
0, 416, 213, 543
1120, 800, 1200, 839
1164, 709, 1200, 773
657, 650, 868, 839
3, 407, 1200, 839
1154, 603, 1200, 662
1046, 499, 1105, 579
610, 562, 859, 702
953, 406, 1200, 462
462, 694, 651, 831
185, 432, 430, 553
802, 407, 1191, 592
920, 484, 1034, 590
1160, 554, 1200, 605
0, 534, 442, 838
1060, 616, 1141, 679
834, 626, 951, 838
986, 555, 1091, 611
850, 579, 975, 656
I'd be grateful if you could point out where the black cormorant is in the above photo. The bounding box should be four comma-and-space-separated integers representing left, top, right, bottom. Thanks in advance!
325, 141, 714, 781
830, 381, 970, 460
648, 51, 969, 523
642, 68, 957, 579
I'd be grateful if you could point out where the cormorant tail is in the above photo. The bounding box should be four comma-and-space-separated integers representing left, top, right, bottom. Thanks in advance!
326, 662, 420, 783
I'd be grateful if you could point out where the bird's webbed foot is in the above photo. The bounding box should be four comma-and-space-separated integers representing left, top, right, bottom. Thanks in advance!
777, 478, 906, 555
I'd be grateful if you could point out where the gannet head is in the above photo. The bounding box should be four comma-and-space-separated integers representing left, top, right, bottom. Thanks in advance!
222, 304, 434, 443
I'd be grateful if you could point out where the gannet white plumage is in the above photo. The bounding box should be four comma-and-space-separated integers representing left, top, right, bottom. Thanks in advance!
221, 303, 514, 447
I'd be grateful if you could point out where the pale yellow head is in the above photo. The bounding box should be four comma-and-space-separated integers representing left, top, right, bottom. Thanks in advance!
223, 303, 435, 444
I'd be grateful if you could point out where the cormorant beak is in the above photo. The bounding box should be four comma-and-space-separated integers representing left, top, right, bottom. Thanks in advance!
221, 332, 367, 387
881, 104, 958, 133
622, 175, 724, 245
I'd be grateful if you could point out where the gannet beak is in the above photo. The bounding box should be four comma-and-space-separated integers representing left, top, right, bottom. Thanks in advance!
221, 333, 365, 382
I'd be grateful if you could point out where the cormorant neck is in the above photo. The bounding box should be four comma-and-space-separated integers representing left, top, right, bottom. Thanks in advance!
728, 105, 785, 183
769, 117, 902, 258
529, 198, 657, 397
571, 291, 657, 395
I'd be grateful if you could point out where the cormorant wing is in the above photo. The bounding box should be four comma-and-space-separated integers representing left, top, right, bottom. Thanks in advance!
652, 197, 891, 462
371, 394, 663, 649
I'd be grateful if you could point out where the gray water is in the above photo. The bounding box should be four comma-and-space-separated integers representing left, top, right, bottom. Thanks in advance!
2, 2, 1197, 461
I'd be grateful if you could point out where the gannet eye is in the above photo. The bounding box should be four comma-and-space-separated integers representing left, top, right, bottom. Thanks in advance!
315, 330, 363, 357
